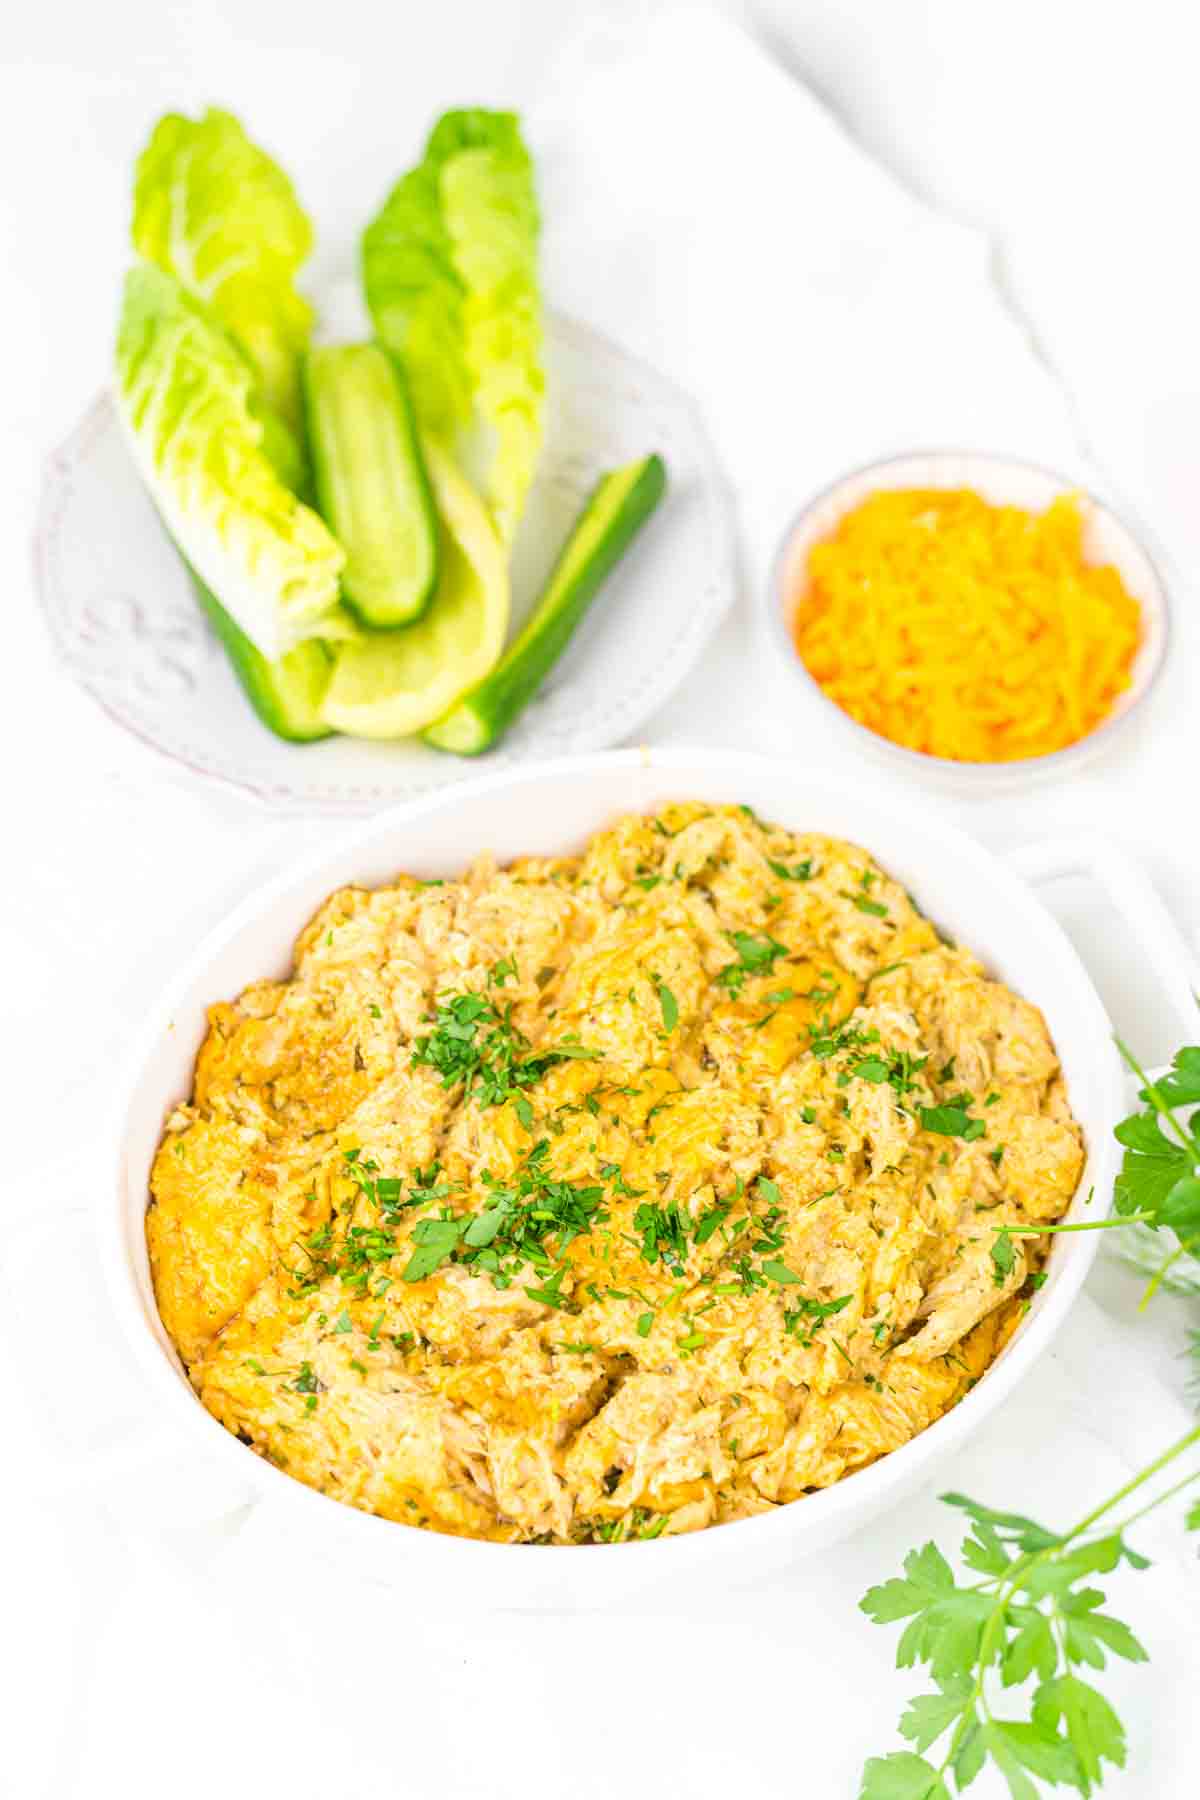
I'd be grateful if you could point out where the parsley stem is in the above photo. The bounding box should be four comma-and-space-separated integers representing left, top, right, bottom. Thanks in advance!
931, 1420, 1200, 1784
936, 1551, 1039, 1775
1136, 1233, 1200, 1310
1059, 1422, 1200, 1546
998, 1214, 1152, 1235
1102, 1463, 1200, 1540
1115, 1036, 1196, 1157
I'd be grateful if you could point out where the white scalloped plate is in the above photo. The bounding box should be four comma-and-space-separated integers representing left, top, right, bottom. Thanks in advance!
35, 314, 735, 814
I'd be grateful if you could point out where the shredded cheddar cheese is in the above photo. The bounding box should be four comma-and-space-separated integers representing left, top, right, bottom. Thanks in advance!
791, 488, 1142, 763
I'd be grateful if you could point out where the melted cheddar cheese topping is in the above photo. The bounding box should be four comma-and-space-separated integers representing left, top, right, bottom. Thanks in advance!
148, 804, 1083, 1542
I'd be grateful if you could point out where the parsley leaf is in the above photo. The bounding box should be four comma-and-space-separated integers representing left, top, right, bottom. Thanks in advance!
716, 931, 789, 997
633, 1199, 691, 1273
401, 1216, 468, 1283
767, 857, 814, 883
990, 1227, 1016, 1287
656, 980, 679, 1032
920, 1102, 986, 1142
1113, 1042, 1200, 1237
859, 1750, 951, 1799
783, 1292, 851, 1344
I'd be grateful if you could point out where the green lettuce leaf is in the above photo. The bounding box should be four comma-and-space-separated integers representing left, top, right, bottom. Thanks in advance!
132, 107, 314, 436
362, 108, 542, 543
115, 263, 344, 659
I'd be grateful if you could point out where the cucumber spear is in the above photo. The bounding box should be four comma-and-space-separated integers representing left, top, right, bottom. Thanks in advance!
423, 452, 666, 755
302, 343, 439, 629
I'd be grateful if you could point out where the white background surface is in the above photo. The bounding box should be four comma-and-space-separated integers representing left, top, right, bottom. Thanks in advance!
2, 3, 1199, 1796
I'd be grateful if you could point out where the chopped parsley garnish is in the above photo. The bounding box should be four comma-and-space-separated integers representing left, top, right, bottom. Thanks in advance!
990, 1226, 1016, 1286
524, 1268, 571, 1310
920, 1098, 987, 1141
587, 1507, 668, 1543
402, 1216, 470, 1283
783, 1292, 852, 1345
809, 1018, 881, 1062
285, 1152, 459, 1299
844, 875, 889, 918
633, 1199, 691, 1273
655, 980, 679, 1032
767, 857, 814, 882
692, 1202, 731, 1245
399, 1139, 608, 1297
411, 989, 597, 1109
599, 1162, 644, 1198
849, 1056, 890, 1083
716, 931, 789, 998
846, 1047, 929, 1100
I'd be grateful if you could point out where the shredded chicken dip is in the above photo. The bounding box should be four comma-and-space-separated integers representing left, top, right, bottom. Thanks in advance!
148, 803, 1084, 1544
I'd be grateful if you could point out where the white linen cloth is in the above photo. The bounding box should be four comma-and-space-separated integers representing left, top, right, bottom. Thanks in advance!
4, 8, 1198, 1797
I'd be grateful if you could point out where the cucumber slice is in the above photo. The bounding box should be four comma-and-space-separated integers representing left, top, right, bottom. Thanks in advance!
319, 437, 509, 739
191, 569, 334, 742
302, 343, 438, 628
424, 452, 666, 755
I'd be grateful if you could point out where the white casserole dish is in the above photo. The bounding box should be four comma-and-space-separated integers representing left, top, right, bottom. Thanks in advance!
105, 747, 1122, 1607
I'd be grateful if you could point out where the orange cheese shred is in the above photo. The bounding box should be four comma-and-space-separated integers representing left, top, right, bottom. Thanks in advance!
791, 488, 1142, 763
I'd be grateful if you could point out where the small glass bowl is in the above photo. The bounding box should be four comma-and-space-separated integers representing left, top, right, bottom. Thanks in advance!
764, 450, 1171, 794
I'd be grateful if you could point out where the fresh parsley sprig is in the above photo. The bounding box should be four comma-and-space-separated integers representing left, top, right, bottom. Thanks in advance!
859, 1428, 1200, 1800
862, 1040, 1200, 1799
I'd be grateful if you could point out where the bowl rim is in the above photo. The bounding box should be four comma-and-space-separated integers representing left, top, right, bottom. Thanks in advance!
103, 745, 1122, 1574
764, 448, 1172, 783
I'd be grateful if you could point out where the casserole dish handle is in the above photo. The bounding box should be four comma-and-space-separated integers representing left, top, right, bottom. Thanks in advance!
1006, 834, 1197, 1043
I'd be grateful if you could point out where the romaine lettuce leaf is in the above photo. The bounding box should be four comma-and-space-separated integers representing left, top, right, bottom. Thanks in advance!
132, 107, 314, 436
362, 109, 542, 544
115, 264, 344, 659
